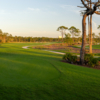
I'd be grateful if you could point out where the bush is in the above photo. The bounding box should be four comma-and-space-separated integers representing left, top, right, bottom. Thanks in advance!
62, 54, 68, 61
71, 56, 77, 63
84, 54, 93, 61
63, 53, 77, 63
62, 52, 72, 61
63, 53, 99, 67
84, 54, 99, 67
88, 58, 99, 67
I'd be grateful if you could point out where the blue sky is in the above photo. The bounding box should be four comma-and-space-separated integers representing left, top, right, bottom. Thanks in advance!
0, 0, 100, 37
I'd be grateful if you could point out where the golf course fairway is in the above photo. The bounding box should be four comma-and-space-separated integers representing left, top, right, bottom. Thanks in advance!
0, 43, 100, 100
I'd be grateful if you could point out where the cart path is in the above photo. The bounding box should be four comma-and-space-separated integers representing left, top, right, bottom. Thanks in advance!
22, 46, 29, 49
22, 46, 100, 58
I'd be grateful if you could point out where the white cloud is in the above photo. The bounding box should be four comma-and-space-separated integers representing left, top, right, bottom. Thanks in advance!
60, 5, 76, 9
60, 4, 80, 14
28, 8, 40, 12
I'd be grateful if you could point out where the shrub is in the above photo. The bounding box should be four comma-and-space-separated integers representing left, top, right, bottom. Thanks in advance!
62, 54, 68, 61
88, 58, 99, 67
71, 56, 77, 63
62, 52, 72, 61
62, 53, 77, 63
84, 54, 99, 67
84, 53, 93, 61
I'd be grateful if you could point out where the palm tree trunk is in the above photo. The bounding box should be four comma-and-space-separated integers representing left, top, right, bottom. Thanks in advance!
80, 14, 87, 65
89, 15, 92, 53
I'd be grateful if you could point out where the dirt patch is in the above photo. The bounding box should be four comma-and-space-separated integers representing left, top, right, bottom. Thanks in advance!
32, 43, 100, 54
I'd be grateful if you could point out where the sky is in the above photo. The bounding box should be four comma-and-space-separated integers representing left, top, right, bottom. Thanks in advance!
0, 0, 100, 37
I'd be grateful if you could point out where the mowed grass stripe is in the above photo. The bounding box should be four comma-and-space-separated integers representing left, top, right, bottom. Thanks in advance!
0, 43, 100, 100
0, 59, 60, 86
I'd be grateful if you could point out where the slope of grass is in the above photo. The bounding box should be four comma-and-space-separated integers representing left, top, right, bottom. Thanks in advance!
0, 43, 100, 100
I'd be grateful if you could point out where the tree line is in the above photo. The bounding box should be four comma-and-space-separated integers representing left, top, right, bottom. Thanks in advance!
57, 25, 100, 45
0, 29, 62, 43
0, 25, 100, 43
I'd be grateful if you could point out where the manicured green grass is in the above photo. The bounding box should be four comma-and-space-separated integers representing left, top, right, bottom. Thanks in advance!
73, 45, 81, 48
74, 44, 100, 50
91, 45, 100, 49
0, 43, 100, 100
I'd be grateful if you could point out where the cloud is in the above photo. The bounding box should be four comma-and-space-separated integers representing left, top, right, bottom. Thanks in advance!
28, 8, 40, 12
60, 4, 80, 14
60, 5, 76, 9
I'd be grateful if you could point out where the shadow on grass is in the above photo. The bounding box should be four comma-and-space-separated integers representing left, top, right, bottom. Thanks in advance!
0, 85, 52, 100
0, 49, 62, 61
0, 84, 66, 100
0, 46, 7, 48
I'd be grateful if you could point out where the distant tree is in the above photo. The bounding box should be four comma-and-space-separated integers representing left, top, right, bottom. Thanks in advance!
75, 29, 81, 37
92, 33, 95, 39
0, 29, 3, 34
97, 25, 100, 29
57, 26, 68, 42
92, 33, 95, 43
98, 33, 100, 37
65, 33, 73, 44
69, 26, 80, 38
78, 35, 82, 43
65, 33, 71, 38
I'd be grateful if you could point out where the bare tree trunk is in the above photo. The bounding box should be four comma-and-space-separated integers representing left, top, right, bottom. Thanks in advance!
80, 14, 87, 65
89, 15, 92, 53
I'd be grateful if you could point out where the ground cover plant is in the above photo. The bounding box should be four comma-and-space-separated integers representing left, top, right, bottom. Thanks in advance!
0, 43, 100, 100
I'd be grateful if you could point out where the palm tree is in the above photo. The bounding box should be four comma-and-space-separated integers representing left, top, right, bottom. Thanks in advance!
57, 26, 68, 42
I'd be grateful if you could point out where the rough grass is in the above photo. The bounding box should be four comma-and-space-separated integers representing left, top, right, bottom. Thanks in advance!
0, 43, 100, 100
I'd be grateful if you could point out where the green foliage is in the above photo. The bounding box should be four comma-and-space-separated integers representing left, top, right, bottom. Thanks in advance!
71, 56, 77, 63
62, 52, 72, 61
65, 33, 71, 38
97, 25, 100, 29
57, 26, 68, 41
88, 58, 99, 67
65, 33, 73, 44
0, 29, 3, 34
69, 26, 81, 37
84, 54, 99, 67
63, 52, 77, 63
84, 54, 93, 61
57, 26, 68, 31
